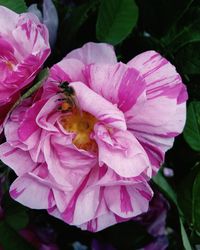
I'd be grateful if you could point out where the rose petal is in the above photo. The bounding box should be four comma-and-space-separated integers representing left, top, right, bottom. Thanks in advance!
10, 173, 55, 209
104, 182, 153, 218
94, 124, 150, 178
71, 82, 126, 131
65, 42, 117, 65
0, 143, 36, 176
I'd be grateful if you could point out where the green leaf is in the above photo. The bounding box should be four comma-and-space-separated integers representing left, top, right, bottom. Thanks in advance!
3, 194, 29, 231
96, 0, 138, 45
153, 170, 178, 206
60, 1, 98, 51
177, 164, 200, 224
0, 221, 35, 250
175, 42, 200, 74
153, 170, 193, 250
179, 218, 193, 250
184, 101, 200, 151
0, 0, 27, 13
163, 6, 200, 53
136, 0, 193, 38
10, 68, 49, 112
193, 169, 200, 232
5, 211, 29, 231
21, 68, 49, 100
177, 162, 200, 235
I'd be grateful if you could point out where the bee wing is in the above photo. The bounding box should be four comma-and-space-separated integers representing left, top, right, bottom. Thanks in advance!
72, 94, 83, 116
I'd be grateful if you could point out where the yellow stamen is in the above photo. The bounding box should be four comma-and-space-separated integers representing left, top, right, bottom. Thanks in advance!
6, 61, 14, 70
60, 111, 97, 152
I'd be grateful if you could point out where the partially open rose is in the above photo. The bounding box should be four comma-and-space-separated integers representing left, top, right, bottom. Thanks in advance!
0, 6, 50, 133
0, 43, 187, 231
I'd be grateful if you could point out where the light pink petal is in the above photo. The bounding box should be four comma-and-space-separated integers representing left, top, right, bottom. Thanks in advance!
128, 104, 186, 175
0, 6, 18, 34
127, 51, 187, 130
65, 42, 117, 65
0, 98, 18, 134
86, 62, 146, 113
51, 58, 86, 83
43, 58, 86, 99
92, 166, 148, 188
0, 143, 36, 176
12, 13, 50, 56
43, 0, 58, 47
10, 173, 54, 209
53, 137, 97, 171
70, 82, 126, 131
42, 135, 72, 189
94, 124, 150, 178
53, 189, 71, 213
18, 99, 47, 141
127, 51, 187, 170
36, 96, 60, 132
70, 187, 101, 225
43, 135, 90, 190
28, 130, 46, 162
60, 174, 91, 223
104, 182, 153, 218
79, 211, 117, 232
13, 55, 45, 90
49, 134, 97, 187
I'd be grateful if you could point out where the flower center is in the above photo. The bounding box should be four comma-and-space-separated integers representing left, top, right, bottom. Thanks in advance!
5, 60, 14, 70
60, 111, 97, 152
0, 56, 15, 70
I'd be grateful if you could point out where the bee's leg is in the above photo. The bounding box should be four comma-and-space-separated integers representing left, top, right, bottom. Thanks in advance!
57, 90, 65, 94
57, 106, 72, 113
56, 98, 66, 102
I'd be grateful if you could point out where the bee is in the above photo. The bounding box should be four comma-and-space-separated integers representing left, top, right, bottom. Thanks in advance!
57, 81, 80, 113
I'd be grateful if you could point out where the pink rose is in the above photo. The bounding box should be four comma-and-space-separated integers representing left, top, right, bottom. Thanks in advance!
0, 43, 187, 232
0, 6, 50, 133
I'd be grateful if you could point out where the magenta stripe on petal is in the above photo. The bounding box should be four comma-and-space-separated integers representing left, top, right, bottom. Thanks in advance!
120, 186, 133, 214
61, 174, 90, 223
118, 68, 146, 112
137, 189, 152, 201
87, 218, 98, 232
10, 187, 25, 199
3, 147, 17, 157
48, 190, 54, 208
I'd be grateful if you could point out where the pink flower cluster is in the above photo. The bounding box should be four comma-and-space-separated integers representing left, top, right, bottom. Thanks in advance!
0, 6, 187, 232
0, 6, 50, 132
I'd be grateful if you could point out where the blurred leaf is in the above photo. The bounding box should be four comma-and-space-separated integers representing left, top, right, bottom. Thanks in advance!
0, 0, 27, 13
5, 211, 29, 231
163, 6, 200, 53
100, 220, 153, 249
175, 42, 200, 74
96, 0, 138, 45
177, 163, 200, 237
177, 164, 200, 224
153, 170, 193, 250
0, 160, 13, 194
193, 169, 200, 232
136, 0, 193, 37
3, 193, 29, 231
179, 218, 193, 250
60, 1, 97, 51
184, 101, 200, 151
10, 68, 49, 112
0, 221, 35, 250
153, 170, 178, 206
21, 68, 49, 100
190, 230, 200, 245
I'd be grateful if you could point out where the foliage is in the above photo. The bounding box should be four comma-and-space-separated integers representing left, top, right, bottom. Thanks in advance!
0, 0, 200, 249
